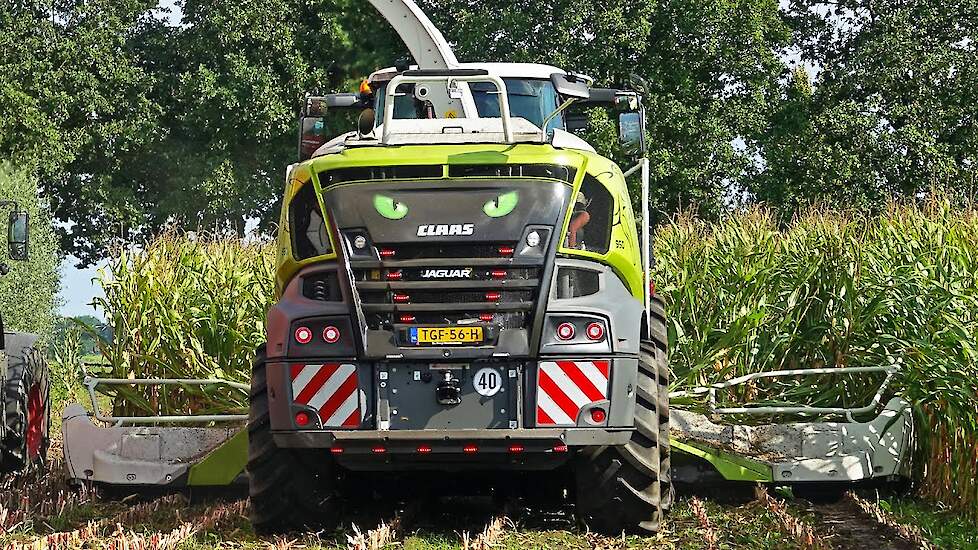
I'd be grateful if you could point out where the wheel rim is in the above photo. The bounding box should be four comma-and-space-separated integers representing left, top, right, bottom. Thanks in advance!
26, 382, 45, 460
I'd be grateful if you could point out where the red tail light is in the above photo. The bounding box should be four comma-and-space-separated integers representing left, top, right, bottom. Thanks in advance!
393, 293, 410, 303
497, 245, 515, 256
485, 291, 501, 302
589, 408, 607, 423
491, 269, 507, 279
585, 322, 605, 341
399, 314, 416, 323
463, 444, 479, 454
416, 445, 432, 454
294, 326, 313, 344
295, 411, 311, 427
553, 444, 568, 453
479, 313, 494, 322
379, 248, 396, 258
508, 444, 524, 454
322, 325, 341, 344
556, 322, 575, 340
371, 446, 387, 454
387, 270, 403, 281
330, 446, 344, 454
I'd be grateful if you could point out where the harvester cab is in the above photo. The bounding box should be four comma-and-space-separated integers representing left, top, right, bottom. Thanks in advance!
0, 203, 51, 474
60, 0, 912, 536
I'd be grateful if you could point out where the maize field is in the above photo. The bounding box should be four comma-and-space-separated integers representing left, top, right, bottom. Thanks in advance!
84, 195, 978, 528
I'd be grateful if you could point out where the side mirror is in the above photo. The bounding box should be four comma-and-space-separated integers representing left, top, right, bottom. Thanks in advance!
7, 210, 28, 261
298, 92, 371, 160
303, 94, 364, 117
618, 111, 646, 155
298, 116, 328, 161
565, 113, 588, 132
551, 73, 591, 101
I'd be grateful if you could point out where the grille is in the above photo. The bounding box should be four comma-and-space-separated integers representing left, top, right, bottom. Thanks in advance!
448, 164, 576, 183
302, 272, 342, 301
320, 165, 443, 185
378, 243, 509, 260
352, 242, 544, 339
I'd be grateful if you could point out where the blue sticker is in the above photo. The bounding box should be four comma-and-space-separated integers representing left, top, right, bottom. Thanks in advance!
409, 327, 418, 344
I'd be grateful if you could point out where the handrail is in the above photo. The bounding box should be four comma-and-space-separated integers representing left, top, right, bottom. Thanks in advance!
83, 376, 248, 425
670, 365, 900, 422
382, 73, 514, 144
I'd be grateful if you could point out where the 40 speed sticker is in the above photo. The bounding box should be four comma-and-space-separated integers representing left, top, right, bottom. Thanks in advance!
473, 367, 502, 396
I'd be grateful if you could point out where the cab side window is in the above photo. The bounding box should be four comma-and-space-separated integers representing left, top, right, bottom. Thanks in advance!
563, 175, 613, 254
290, 183, 332, 260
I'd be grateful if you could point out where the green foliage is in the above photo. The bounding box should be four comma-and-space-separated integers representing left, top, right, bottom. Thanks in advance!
0, 163, 61, 341
92, 231, 274, 415
0, 0, 405, 266
755, 0, 978, 211
3, 1, 976, 265
52, 315, 110, 356
880, 497, 978, 550
655, 195, 978, 522
422, 0, 792, 224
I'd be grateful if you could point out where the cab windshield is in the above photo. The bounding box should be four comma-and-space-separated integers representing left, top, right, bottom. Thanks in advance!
374, 78, 564, 133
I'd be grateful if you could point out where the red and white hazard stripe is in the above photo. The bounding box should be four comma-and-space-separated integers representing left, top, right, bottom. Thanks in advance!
290, 363, 364, 428
536, 360, 610, 426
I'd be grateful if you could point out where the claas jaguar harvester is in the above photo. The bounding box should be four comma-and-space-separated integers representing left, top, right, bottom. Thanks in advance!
60, 0, 914, 535
253, 2, 669, 535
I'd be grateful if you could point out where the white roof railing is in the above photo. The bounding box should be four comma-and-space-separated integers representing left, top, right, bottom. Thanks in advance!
382, 71, 517, 145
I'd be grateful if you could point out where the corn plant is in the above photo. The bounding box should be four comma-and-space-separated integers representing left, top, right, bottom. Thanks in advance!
655, 195, 978, 522
90, 230, 275, 417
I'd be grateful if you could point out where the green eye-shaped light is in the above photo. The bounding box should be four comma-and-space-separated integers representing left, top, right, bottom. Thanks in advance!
483, 191, 519, 218
373, 195, 408, 220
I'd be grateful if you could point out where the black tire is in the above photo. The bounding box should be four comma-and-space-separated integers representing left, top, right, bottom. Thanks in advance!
2, 335, 50, 473
248, 344, 340, 533
574, 301, 672, 534
651, 297, 673, 511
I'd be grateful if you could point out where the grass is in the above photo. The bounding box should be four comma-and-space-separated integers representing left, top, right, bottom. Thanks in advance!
880, 497, 978, 549
0, 488, 831, 550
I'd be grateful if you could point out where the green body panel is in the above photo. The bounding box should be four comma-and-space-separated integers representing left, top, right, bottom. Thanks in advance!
186, 429, 248, 486
671, 438, 774, 482
273, 143, 645, 302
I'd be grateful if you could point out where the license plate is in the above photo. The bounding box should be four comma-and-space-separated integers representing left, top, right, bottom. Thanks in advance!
409, 326, 484, 345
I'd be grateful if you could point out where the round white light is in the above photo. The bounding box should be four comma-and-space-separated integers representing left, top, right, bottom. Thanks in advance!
526, 231, 541, 248
353, 235, 367, 249
556, 322, 575, 341
323, 326, 341, 344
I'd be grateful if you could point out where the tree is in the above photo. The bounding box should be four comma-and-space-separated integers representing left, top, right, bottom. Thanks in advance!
420, 0, 793, 223
753, 0, 978, 210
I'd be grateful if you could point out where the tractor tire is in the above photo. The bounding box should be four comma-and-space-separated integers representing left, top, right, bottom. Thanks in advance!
651, 297, 673, 511
2, 335, 51, 473
248, 345, 339, 533
575, 300, 672, 534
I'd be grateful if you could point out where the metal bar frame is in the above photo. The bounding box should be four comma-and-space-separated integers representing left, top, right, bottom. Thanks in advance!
83, 376, 249, 424
671, 365, 900, 422
382, 74, 514, 144
624, 157, 651, 338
